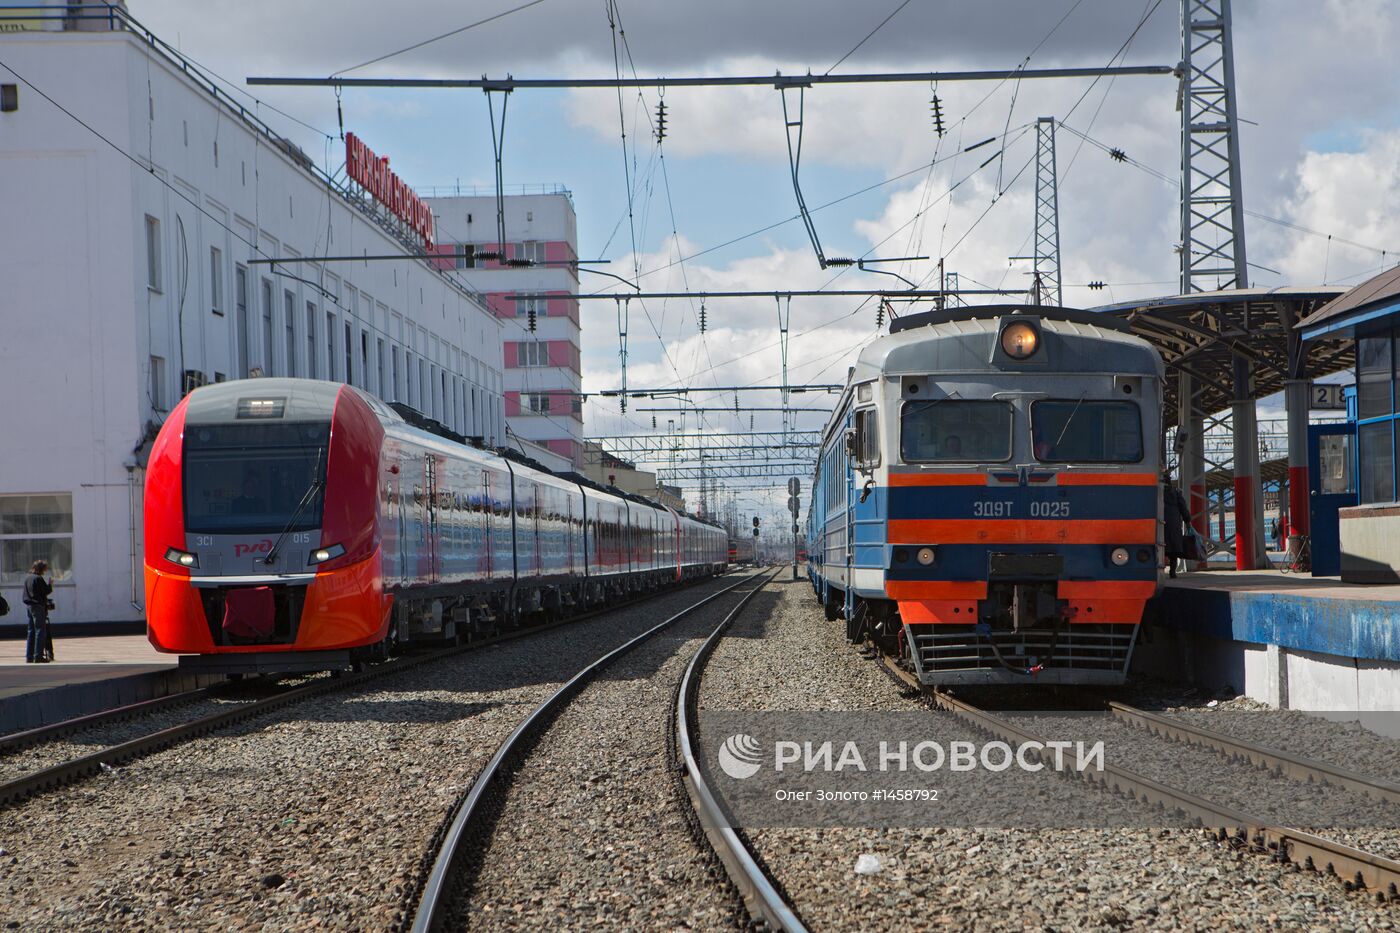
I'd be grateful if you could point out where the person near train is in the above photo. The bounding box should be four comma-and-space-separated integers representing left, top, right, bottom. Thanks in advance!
1162, 474, 1191, 579
22, 560, 54, 663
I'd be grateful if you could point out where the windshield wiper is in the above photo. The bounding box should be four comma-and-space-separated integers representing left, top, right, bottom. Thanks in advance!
263, 445, 326, 567
1051, 393, 1088, 450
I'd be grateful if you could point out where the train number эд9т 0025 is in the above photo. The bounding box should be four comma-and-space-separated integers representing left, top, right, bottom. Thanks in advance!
970, 500, 1071, 518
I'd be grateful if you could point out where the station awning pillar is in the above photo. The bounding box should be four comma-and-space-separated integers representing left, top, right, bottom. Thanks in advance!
1232, 355, 1269, 569
1177, 371, 1208, 569
1282, 305, 1311, 568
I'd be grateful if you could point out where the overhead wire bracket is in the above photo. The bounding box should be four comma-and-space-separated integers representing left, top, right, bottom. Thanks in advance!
779, 82, 830, 269
484, 81, 512, 258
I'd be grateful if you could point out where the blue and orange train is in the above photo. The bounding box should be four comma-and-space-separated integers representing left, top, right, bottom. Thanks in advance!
806, 306, 1164, 685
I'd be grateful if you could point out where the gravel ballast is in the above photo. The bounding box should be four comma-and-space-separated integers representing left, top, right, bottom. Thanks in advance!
694, 579, 1395, 930
0, 576, 740, 930
452, 577, 775, 931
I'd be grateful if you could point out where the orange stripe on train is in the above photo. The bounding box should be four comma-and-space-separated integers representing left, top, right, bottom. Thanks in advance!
1054, 473, 1157, 486
887, 518, 1157, 545
887, 472, 988, 487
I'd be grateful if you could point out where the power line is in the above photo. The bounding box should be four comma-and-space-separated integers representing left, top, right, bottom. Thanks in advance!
333, 0, 551, 76
825, 0, 913, 75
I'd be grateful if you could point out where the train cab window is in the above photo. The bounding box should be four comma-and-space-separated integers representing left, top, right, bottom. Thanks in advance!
900, 400, 1012, 463
853, 409, 879, 467
183, 422, 329, 534
1031, 399, 1143, 463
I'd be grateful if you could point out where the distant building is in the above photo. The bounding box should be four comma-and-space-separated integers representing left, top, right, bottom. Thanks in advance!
425, 191, 584, 468
0, 7, 504, 622
581, 443, 687, 512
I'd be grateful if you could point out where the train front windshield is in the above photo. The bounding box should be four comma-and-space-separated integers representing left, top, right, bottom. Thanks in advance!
183, 422, 330, 535
1031, 400, 1142, 463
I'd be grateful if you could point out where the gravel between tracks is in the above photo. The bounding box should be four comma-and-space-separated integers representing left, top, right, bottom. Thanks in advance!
695, 579, 1394, 931
452, 578, 773, 931
0, 675, 325, 784
0, 577, 740, 931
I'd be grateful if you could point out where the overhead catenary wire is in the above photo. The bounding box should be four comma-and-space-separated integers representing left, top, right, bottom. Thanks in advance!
332, 0, 551, 77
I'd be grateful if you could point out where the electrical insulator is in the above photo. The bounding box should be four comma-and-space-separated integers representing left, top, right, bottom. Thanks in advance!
750, 412, 754, 430
930, 93, 946, 138
527, 307, 537, 332
875, 300, 886, 329
1087, 281, 1107, 291
698, 303, 707, 334
652, 415, 657, 429
655, 99, 668, 143
734, 393, 740, 412
1109, 147, 1127, 163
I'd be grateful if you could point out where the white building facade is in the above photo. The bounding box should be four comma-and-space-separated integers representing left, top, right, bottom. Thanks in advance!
425, 192, 584, 468
0, 8, 505, 623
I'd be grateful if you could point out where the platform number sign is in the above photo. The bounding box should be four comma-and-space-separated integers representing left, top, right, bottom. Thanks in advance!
1310, 384, 1347, 410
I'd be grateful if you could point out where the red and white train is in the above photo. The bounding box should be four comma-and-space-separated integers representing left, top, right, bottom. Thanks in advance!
144, 378, 728, 672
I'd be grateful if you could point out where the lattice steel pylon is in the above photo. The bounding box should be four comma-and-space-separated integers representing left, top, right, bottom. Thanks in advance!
1033, 117, 1062, 307
1178, 0, 1248, 293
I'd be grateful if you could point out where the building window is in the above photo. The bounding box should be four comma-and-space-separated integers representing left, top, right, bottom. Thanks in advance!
0, 494, 74, 586
235, 264, 251, 377
306, 302, 317, 379
144, 215, 162, 292
284, 290, 297, 378
209, 247, 223, 315
326, 311, 336, 381
377, 339, 387, 398
419, 359, 428, 410
361, 330, 370, 393
344, 321, 354, 386
516, 240, 545, 264
525, 392, 550, 415
519, 340, 548, 367
149, 355, 167, 411
260, 279, 275, 375
214, 372, 227, 383
1359, 421, 1396, 505
392, 346, 401, 400
516, 296, 545, 319
1358, 334, 1393, 420
454, 243, 478, 269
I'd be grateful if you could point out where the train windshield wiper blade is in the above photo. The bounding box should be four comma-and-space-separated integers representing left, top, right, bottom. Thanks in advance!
1052, 393, 1088, 449
263, 445, 326, 566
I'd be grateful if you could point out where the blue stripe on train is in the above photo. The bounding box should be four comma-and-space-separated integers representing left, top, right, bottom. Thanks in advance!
887, 485, 1157, 520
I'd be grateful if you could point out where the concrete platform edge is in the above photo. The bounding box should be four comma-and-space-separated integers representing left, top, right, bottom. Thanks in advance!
0, 669, 227, 735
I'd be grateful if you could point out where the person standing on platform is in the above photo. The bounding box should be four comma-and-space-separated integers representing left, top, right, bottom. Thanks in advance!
22, 560, 53, 664
1162, 472, 1191, 579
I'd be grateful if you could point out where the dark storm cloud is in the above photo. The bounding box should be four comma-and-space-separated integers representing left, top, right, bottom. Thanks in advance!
137, 0, 1178, 77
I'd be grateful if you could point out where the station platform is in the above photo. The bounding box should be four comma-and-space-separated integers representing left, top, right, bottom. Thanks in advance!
0, 634, 220, 735
1144, 571, 1400, 712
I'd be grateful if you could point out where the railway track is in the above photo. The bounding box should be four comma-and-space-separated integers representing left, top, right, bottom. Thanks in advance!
0, 577, 729, 810
877, 656, 1400, 903
408, 568, 796, 932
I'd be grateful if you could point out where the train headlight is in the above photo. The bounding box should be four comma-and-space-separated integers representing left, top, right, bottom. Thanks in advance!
999, 321, 1040, 359
165, 547, 198, 569
309, 543, 346, 565
916, 546, 936, 566
1110, 546, 1130, 566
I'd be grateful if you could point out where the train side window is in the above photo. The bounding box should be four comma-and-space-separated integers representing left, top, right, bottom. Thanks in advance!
854, 408, 880, 468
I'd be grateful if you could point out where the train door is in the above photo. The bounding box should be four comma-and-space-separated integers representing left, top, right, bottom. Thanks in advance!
481, 469, 493, 578
1308, 422, 1357, 576
424, 453, 439, 584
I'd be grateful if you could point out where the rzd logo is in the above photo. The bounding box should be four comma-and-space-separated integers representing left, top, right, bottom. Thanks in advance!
717, 734, 763, 780
234, 539, 274, 558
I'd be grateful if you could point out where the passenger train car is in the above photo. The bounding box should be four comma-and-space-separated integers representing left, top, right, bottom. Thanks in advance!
144, 378, 727, 673
807, 306, 1164, 685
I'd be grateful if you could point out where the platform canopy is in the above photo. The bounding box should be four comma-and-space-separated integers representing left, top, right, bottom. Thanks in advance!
1090, 287, 1350, 426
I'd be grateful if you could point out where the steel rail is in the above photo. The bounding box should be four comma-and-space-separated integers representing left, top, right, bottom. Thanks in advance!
0, 686, 213, 754
0, 575, 725, 809
409, 570, 771, 933
1108, 702, 1400, 807
875, 660, 1400, 899
675, 571, 807, 933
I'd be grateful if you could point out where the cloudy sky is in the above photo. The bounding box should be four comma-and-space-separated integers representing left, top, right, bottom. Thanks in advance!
130, 0, 1400, 512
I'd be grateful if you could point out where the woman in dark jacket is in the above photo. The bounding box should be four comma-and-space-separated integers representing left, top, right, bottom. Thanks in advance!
22, 560, 53, 663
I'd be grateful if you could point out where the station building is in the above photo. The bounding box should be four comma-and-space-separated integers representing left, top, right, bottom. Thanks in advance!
425, 191, 585, 470
0, 5, 506, 623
